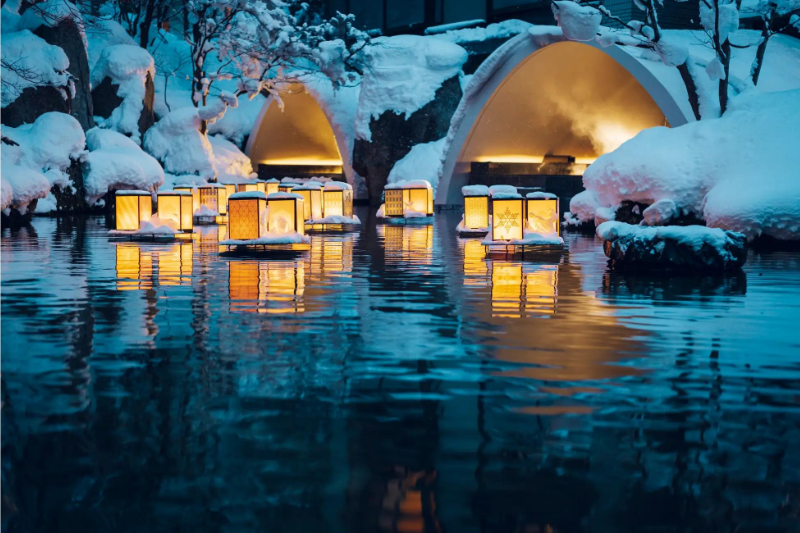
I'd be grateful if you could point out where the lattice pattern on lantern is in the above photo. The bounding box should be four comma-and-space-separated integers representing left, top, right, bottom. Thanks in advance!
228, 194, 267, 240
116, 191, 152, 230
157, 191, 193, 231
464, 196, 489, 229
384, 189, 404, 217
526, 194, 560, 235
491, 198, 524, 241
323, 184, 353, 218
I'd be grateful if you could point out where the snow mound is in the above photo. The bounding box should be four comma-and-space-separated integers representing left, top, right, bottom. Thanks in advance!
222, 233, 310, 245
387, 138, 446, 192
1, 30, 71, 108
429, 19, 532, 44
2, 113, 85, 212
91, 44, 155, 143
310, 214, 361, 225
463, 184, 490, 196
143, 107, 215, 179
355, 35, 467, 141
385, 180, 433, 190
87, 20, 137, 69
552, 1, 601, 42
209, 134, 254, 182
84, 128, 164, 204
571, 89, 800, 241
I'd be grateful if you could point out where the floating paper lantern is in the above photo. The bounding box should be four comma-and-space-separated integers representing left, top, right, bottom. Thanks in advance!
526, 192, 560, 235
491, 192, 525, 241
265, 179, 280, 196
384, 180, 433, 217
227, 191, 268, 240
198, 183, 228, 215
222, 183, 237, 203
267, 193, 305, 235
115, 190, 152, 230
237, 181, 266, 194
278, 183, 296, 193
462, 184, 490, 230
157, 191, 193, 231
323, 182, 353, 218
173, 185, 200, 212
293, 182, 323, 221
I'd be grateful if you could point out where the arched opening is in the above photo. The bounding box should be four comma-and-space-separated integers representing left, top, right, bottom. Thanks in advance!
438, 38, 691, 206
246, 85, 345, 181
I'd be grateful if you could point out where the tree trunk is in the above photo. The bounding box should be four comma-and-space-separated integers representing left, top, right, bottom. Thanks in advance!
139, 0, 157, 48
719, 41, 731, 115
677, 61, 702, 121
751, 28, 770, 86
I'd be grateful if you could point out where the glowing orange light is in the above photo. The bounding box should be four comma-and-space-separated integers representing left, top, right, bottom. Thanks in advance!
115, 191, 152, 231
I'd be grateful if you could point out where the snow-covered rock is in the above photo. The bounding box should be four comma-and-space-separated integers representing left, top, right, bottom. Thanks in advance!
598, 221, 747, 271
143, 107, 216, 179
209, 134, 255, 182
83, 128, 164, 204
91, 44, 155, 143
569, 89, 800, 241
551, 1, 601, 42
0, 30, 71, 109
354, 35, 468, 142
386, 138, 446, 193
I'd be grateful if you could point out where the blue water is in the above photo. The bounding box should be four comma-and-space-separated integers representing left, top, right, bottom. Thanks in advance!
2, 211, 800, 533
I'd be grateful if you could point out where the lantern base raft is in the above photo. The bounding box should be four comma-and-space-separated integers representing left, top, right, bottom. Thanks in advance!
482, 232, 565, 258
220, 233, 311, 255
456, 218, 490, 238
193, 206, 225, 225
304, 214, 361, 233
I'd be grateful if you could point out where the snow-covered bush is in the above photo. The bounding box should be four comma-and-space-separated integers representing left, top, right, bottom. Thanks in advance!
568, 89, 800, 241
354, 35, 468, 141
209, 135, 254, 183
91, 44, 155, 143
143, 107, 218, 179
83, 128, 164, 204
1, 113, 85, 214
387, 138, 446, 192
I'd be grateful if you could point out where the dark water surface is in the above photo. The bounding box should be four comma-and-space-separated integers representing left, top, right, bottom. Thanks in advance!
3, 211, 800, 533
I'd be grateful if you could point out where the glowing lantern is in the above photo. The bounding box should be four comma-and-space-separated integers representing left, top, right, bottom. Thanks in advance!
222, 183, 237, 203
227, 191, 268, 240
491, 192, 525, 241
278, 183, 296, 193
293, 182, 323, 221
383, 180, 433, 217
237, 181, 266, 194
115, 190, 152, 230
198, 183, 228, 215
156, 191, 193, 231
462, 185, 490, 229
173, 185, 200, 213
265, 179, 280, 196
323, 182, 353, 218
267, 193, 305, 235
526, 192, 560, 235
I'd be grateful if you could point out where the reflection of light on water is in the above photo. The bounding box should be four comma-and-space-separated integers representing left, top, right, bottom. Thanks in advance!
115, 243, 193, 290
491, 262, 557, 318
380, 224, 433, 265
228, 260, 304, 314
462, 239, 489, 286
116, 244, 152, 291
309, 234, 354, 279
157, 244, 192, 286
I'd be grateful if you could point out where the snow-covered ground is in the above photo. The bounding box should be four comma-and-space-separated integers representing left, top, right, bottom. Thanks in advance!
570, 89, 800, 241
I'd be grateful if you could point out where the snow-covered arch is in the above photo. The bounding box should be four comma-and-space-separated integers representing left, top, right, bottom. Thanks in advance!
437, 29, 694, 206
245, 82, 362, 195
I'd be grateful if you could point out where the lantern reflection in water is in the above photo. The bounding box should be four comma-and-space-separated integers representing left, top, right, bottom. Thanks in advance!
228, 261, 305, 314
293, 182, 323, 221
157, 191, 193, 231
462, 239, 489, 285
309, 234, 354, 279
115, 191, 152, 230
526, 193, 560, 235
157, 243, 193, 286
228, 192, 268, 240
173, 185, 200, 213
196, 224, 227, 253
491, 262, 557, 318
115, 244, 153, 290
267, 193, 305, 235
322, 182, 353, 218
380, 224, 433, 264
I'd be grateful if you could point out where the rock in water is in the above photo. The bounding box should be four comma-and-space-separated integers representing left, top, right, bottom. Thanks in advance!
598, 222, 747, 272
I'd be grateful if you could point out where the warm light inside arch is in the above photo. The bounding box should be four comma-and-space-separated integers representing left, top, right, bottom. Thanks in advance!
248, 87, 343, 166
460, 41, 669, 167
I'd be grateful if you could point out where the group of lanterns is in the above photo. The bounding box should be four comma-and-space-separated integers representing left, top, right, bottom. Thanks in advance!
116, 179, 354, 242
461, 185, 560, 241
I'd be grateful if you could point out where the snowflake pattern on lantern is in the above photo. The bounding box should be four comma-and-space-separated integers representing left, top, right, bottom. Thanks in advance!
496, 207, 519, 232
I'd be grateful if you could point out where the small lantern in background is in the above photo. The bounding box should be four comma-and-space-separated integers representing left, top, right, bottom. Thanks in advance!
237, 181, 266, 195
462, 185, 490, 230
198, 183, 228, 215
265, 179, 280, 196
323, 182, 353, 218
293, 182, 323, 221
383, 180, 433, 217
222, 183, 237, 204
267, 193, 305, 235
228, 191, 268, 240
115, 190, 152, 230
278, 182, 296, 193
526, 192, 560, 235
157, 191, 194, 231
491, 191, 525, 241
173, 185, 200, 213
